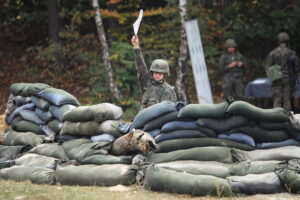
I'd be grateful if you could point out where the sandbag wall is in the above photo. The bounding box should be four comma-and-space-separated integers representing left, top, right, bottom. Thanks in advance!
1, 83, 137, 187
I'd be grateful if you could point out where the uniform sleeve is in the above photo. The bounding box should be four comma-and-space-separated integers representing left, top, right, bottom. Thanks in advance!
134, 48, 149, 93
265, 52, 274, 72
218, 54, 230, 73
170, 88, 178, 102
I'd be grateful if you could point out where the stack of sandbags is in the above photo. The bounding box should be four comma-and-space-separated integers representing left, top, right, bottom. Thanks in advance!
60, 103, 124, 142
5, 83, 79, 139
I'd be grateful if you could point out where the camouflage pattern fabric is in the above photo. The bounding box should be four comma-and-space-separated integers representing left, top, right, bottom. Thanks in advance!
265, 45, 300, 111
134, 48, 177, 110
218, 52, 246, 100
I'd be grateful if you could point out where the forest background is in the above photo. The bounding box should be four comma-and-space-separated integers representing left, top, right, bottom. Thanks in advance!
1, 0, 299, 119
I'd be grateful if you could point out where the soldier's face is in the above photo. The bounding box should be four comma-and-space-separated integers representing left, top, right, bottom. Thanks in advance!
152, 72, 165, 81
227, 47, 235, 53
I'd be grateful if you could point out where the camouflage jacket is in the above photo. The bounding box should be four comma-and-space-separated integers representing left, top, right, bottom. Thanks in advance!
218, 51, 246, 77
134, 48, 177, 110
266, 45, 299, 76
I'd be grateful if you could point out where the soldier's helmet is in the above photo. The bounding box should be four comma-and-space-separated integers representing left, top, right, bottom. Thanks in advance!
277, 32, 289, 42
225, 39, 237, 48
150, 59, 170, 75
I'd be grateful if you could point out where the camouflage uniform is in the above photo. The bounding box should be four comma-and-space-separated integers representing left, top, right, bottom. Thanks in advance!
218, 39, 246, 100
265, 32, 299, 111
134, 48, 177, 110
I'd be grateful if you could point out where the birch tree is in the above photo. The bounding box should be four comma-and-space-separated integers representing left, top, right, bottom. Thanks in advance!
91, 0, 122, 99
176, 0, 190, 103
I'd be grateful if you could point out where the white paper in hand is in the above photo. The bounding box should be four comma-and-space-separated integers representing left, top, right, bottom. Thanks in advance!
133, 9, 143, 35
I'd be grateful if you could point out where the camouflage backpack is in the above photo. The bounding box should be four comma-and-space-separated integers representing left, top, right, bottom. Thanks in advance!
266, 64, 283, 82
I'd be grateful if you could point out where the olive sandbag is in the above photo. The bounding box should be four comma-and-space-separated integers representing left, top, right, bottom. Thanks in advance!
0, 165, 55, 184
62, 139, 111, 162
226, 101, 288, 122
155, 130, 208, 144
231, 124, 288, 143
143, 111, 180, 131
14, 120, 44, 135
197, 115, 249, 133
276, 169, 300, 194
19, 110, 45, 125
60, 121, 101, 136
54, 164, 137, 186
14, 153, 58, 170
256, 139, 300, 149
49, 104, 76, 122
31, 95, 50, 110
178, 101, 230, 119
227, 172, 283, 194
218, 133, 255, 147
37, 87, 80, 106
132, 101, 181, 129
10, 116, 23, 130
155, 138, 255, 153
41, 125, 56, 139
259, 121, 286, 130
81, 154, 132, 165
58, 134, 88, 142
3, 129, 44, 147
148, 129, 161, 137
229, 160, 283, 176
48, 119, 63, 134
0, 145, 28, 162
232, 146, 300, 162
148, 146, 233, 164
35, 108, 53, 122
156, 161, 231, 178
10, 83, 51, 96
62, 103, 122, 122
14, 95, 31, 106
7, 103, 35, 124
285, 122, 300, 140
143, 166, 232, 196
28, 143, 69, 160
98, 120, 123, 137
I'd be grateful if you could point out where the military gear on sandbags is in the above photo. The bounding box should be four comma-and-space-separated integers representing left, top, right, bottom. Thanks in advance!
277, 32, 289, 42
149, 59, 170, 75
134, 48, 177, 110
225, 38, 237, 48
265, 64, 283, 82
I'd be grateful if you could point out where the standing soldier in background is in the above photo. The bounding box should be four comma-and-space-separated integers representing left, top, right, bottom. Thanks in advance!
218, 39, 246, 100
131, 35, 177, 110
265, 32, 299, 111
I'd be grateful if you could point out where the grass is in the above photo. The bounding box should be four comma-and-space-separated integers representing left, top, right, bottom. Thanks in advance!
1, 180, 300, 200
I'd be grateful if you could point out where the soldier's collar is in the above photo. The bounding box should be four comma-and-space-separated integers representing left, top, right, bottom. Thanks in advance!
151, 78, 164, 85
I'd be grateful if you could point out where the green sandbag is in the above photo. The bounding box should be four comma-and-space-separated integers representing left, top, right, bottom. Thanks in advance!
10, 83, 51, 96
62, 103, 122, 123
226, 101, 288, 122
54, 164, 137, 186
98, 120, 123, 137
156, 161, 231, 178
48, 119, 63, 134
3, 129, 44, 147
229, 160, 283, 176
14, 120, 44, 135
232, 146, 300, 162
155, 138, 255, 153
258, 121, 286, 130
28, 143, 69, 160
0, 145, 28, 162
0, 165, 55, 184
62, 139, 111, 162
14, 153, 58, 170
144, 166, 232, 196
197, 115, 249, 133
81, 154, 132, 165
284, 122, 300, 139
276, 169, 300, 194
178, 101, 230, 119
143, 111, 180, 131
148, 146, 233, 164
49, 104, 76, 122
231, 124, 288, 143
60, 121, 101, 136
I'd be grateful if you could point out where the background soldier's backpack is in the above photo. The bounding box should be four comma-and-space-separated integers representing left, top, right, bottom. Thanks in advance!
266, 64, 283, 82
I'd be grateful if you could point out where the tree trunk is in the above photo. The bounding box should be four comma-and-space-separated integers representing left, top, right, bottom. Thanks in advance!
176, 0, 190, 103
91, 0, 122, 99
46, 0, 60, 42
